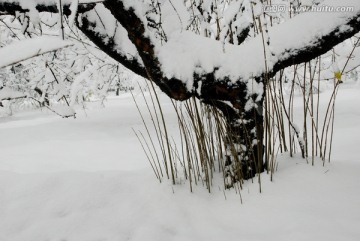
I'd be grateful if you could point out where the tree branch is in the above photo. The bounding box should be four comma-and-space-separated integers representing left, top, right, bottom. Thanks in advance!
76, 7, 148, 79
102, 0, 191, 100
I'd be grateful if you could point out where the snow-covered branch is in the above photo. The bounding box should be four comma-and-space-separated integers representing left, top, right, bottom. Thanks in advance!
0, 36, 73, 68
76, 4, 147, 79
99, 0, 360, 103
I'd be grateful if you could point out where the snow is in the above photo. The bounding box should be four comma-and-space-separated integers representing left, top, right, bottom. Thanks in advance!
68, 0, 79, 27
0, 86, 26, 100
0, 1, 360, 239
0, 36, 73, 68
1, 83, 360, 241
51, 104, 76, 117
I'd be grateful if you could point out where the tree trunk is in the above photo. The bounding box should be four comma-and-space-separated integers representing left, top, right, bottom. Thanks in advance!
219, 79, 266, 188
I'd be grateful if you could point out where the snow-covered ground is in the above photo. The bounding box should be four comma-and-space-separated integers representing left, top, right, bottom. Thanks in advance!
1, 83, 360, 241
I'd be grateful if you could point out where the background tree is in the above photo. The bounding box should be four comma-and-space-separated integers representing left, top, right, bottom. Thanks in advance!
0, 4, 138, 117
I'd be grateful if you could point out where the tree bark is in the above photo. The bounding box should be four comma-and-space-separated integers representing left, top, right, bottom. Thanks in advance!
205, 78, 266, 187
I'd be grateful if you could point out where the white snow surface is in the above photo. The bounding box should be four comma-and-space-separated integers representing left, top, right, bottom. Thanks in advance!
1, 83, 360, 241
0, 36, 73, 68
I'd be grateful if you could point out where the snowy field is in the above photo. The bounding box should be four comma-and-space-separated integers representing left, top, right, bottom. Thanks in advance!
1, 82, 360, 241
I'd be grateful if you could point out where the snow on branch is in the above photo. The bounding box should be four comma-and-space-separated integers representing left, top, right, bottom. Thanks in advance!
0, 36, 74, 68
77, 4, 147, 78
101, 0, 192, 100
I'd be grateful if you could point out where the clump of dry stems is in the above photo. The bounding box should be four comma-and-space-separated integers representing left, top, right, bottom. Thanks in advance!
133, 38, 359, 193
